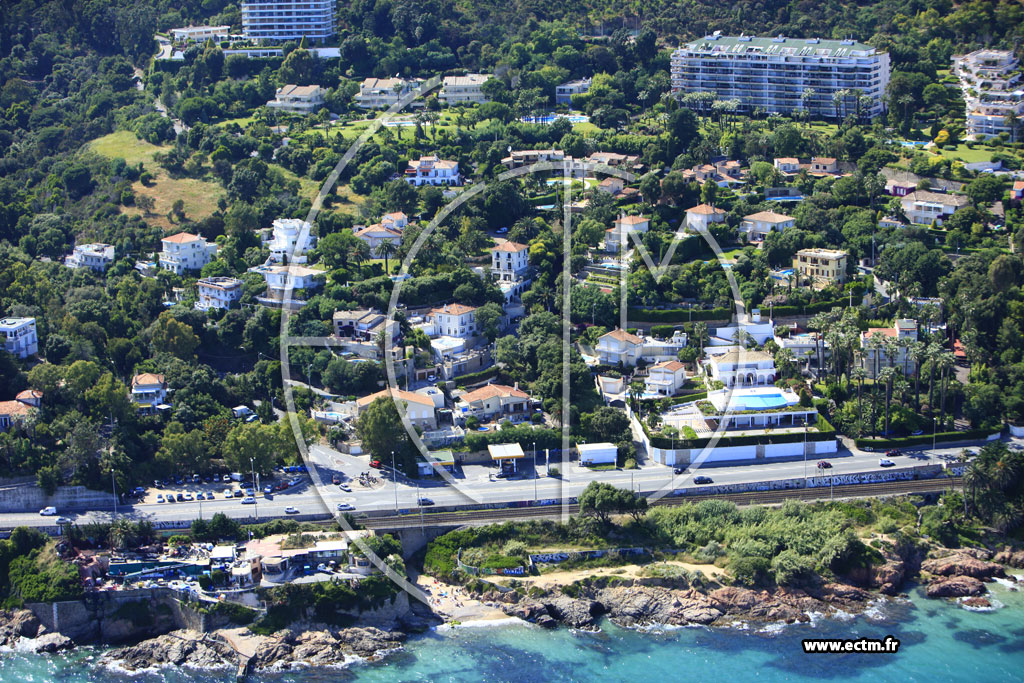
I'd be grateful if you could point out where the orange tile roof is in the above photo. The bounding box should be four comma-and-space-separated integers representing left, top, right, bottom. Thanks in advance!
0, 400, 32, 418
430, 303, 477, 316
459, 384, 530, 404
616, 215, 648, 225
15, 389, 42, 401
132, 373, 165, 387
687, 204, 725, 215
650, 360, 686, 371
356, 388, 435, 408
491, 241, 528, 253
602, 328, 643, 345
743, 211, 794, 223
162, 232, 201, 243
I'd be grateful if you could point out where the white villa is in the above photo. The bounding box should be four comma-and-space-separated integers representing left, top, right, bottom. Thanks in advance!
490, 241, 530, 282
556, 78, 592, 105
131, 373, 169, 414
196, 277, 243, 311
381, 212, 408, 230
596, 328, 687, 367
703, 349, 776, 388
685, 204, 727, 232
439, 74, 491, 105
405, 156, 460, 186
952, 49, 1024, 139
428, 304, 478, 340
354, 223, 402, 257
159, 232, 216, 274
65, 243, 115, 271
266, 85, 325, 114
899, 191, 970, 226
645, 360, 688, 396
171, 25, 231, 42
354, 77, 420, 109
604, 214, 649, 253
264, 218, 315, 264
454, 383, 532, 423
355, 388, 437, 429
739, 211, 794, 241
249, 264, 324, 307
0, 317, 37, 359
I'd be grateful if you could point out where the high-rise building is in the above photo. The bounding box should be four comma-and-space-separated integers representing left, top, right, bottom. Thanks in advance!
952, 50, 1024, 139
241, 0, 336, 44
671, 33, 890, 119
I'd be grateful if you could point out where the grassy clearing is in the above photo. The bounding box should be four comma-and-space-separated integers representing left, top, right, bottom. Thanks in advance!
89, 130, 226, 232
933, 144, 998, 164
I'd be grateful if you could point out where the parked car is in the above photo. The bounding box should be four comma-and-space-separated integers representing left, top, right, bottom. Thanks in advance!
878, 458, 896, 467
418, 497, 435, 506
233, 490, 244, 498
156, 495, 165, 503
336, 503, 354, 511
263, 485, 274, 495
175, 493, 185, 502
241, 496, 256, 505
496, 226, 508, 234
223, 490, 233, 499
331, 475, 341, 485
427, 375, 437, 382
693, 476, 713, 485
369, 460, 382, 469
183, 493, 194, 501
817, 461, 832, 469
192, 474, 201, 483
284, 506, 299, 514
222, 474, 232, 482
195, 492, 205, 501
165, 495, 175, 503
153, 479, 163, 488
338, 484, 352, 492
495, 471, 509, 479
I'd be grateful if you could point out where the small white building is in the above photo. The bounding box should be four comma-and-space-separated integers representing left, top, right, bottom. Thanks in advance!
159, 232, 217, 274
685, 204, 727, 232
250, 264, 324, 303
196, 276, 243, 311
266, 85, 325, 114
381, 212, 408, 231
405, 156, 460, 186
0, 317, 38, 358
577, 442, 617, 466
354, 77, 419, 109
644, 360, 688, 396
455, 383, 532, 423
899, 190, 970, 226
439, 74, 491, 105
171, 25, 230, 42
428, 304, 478, 340
704, 349, 776, 388
596, 328, 644, 366
774, 157, 800, 174
264, 218, 315, 264
490, 241, 530, 282
556, 78, 592, 106
131, 373, 169, 414
65, 243, 115, 271
739, 211, 794, 241
604, 214, 649, 253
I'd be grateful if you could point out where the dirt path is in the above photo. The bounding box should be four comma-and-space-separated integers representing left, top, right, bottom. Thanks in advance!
513, 560, 726, 589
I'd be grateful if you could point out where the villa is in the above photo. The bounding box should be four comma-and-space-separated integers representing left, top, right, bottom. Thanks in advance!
0, 317, 38, 359
354, 223, 402, 257
354, 77, 420, 109
644, 360, 688, 396
405, 156, 460, 186
264, 218, 315, 264
65, 243, 115, 271
703, 349, 776, 388
604, 214, 649, 253
439, 74, 491, 105
685, 204, 727, 232
860, 318, 918, 378
739, 211, 794, 241
595, 328, 687, 367
195, 277, 243, 311
131, 373, 169, 414
159, 232, 216, 274
355, 389, 437, 429
454, 383, 533, 424
266, 85, 326, 114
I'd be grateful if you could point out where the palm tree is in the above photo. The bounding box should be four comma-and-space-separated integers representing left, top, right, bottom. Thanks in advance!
852, 365, 868, 425
629, 381, 645, 418
377, 239, 397, 275
800, 88, 816, 126
926, 341, 942, 410
1004, 111, 1020, 143
963, 457, 988, 515
937, 350, 955, 428
693, 322, 709, 358
878, 366, 896, 436
909, 340, 926, 412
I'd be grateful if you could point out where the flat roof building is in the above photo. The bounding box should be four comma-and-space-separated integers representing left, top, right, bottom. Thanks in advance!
241, 0, 336, 43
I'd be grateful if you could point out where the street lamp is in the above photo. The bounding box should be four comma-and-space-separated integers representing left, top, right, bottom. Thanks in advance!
533, 441, 538, 502
111, 469, 118, 517
933, 417, 937, 451
250, 457, 258, 522
391, 450, 399, 512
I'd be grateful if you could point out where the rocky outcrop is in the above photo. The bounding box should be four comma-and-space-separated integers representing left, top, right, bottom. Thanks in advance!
921, 553, 1004, 580
925, 576, 986, 598
101, 631, 236, 671
32, 632, 74, 654
870, 561, 907, 596
544, 597, 600, 629
0, 609, 42, 645
993, 547, 1024, 568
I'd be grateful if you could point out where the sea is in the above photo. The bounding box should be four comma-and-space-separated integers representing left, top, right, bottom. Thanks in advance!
3, 580, 1024, 682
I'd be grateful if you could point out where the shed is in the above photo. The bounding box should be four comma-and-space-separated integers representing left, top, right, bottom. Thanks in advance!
577, 442, 618, 466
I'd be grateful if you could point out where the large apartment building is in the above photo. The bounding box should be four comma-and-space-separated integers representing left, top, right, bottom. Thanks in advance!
952, 49, 1024, 139
671, 33, 890, 119
241, 0, 336, 43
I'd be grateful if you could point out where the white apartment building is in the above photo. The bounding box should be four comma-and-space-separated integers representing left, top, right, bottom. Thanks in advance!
264, 218, 315, 263
671, 34, 890, 119
429, 304, 478, 340
354, 78, 419, 109
266, 85, 325, 114
685, 204, 727, 232
952, 49, 1024, 139
131, 373, 169, 414
739, 211, 795, 240
159, 232, 217, 274
556, 78, 592, 105
604, 214, 650, 253
170, 26, 231, 42
65, 243, 115, 271
249, 264, 324, 306
196, 277, 243, 311
900, 190, 970, 226
490, 241, 530, 282
793, 248, 848, 284
645, 360, 688, 396
704, 349, 776, 388
405, 156, 460, 186
0, 317, 37, 358
353, 223, 402, 257
861, 319, 918, 379
241, 0, 336, 43
439, 74, 492, 105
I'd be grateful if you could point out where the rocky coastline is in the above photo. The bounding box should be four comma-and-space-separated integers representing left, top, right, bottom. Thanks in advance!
1, 545, 1021, 673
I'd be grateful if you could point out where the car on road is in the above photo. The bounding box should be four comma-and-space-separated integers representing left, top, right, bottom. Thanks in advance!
241, 496, 256, 504
862, 446, 874, 452
338, 484, 352, 492
263, 485, 274, 495
417, 497, 435, 506
132, 487, 146, 497
885, 449, 902, 457
233, 490, 244, 498
55, 517, 72, 525
693, 476, 713, 485
878, 458, 896, 467
369, 460, 382, 468
156, 495, 165, 503
336, 503, 354, 511
817, 460, 832, 469
284, 506, 299, 514
495, 471, 509, 479
673, 467, 686, 475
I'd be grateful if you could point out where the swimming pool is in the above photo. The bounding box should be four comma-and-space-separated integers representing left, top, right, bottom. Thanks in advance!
727, 388, 790, 410
519, 114, 590, 125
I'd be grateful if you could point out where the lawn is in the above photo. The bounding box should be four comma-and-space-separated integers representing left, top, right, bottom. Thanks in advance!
89, 130, 226, 232
932, 143, 999, 164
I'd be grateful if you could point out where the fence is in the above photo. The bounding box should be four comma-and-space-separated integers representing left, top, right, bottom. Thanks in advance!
528, 547, 646, 568
456, 548, 526, 576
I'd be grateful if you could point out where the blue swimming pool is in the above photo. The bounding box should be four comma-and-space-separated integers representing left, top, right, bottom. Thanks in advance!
728, 389, 789, 410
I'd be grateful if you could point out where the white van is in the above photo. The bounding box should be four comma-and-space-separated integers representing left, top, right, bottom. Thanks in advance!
39, 506, 57, 516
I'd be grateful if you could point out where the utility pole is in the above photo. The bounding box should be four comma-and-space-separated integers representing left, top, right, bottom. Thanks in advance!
111, 469, 118, 516
803, 423, 808, 486
250, 457, 258, 522
392, 450, 399, 512
933, 417, 937, 451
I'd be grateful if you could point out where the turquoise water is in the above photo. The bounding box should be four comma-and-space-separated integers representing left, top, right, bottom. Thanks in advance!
3, 581, 1024, 681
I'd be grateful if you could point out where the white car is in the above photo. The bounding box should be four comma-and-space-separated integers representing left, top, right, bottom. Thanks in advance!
878, 458, 896, 467
156, 495, 165, 503
39, 506, 57, 516
336, 503, 354, 511
241, 496, 256, 505
223, 489, 233, 499
284, 506, 299, 514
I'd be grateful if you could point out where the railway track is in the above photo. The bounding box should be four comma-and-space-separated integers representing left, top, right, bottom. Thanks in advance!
361, 477, 961, 529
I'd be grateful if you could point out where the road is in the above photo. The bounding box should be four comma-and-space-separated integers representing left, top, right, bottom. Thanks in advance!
4, 437, 1006, 532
